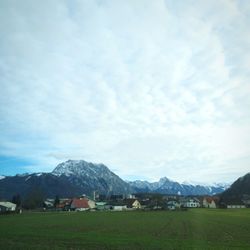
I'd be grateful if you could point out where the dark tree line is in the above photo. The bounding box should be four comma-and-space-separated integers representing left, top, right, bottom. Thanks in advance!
11, 191, 62, 210
11, 189, 45, 210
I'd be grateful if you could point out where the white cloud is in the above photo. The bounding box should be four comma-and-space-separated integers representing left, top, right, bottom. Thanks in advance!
0, 0, 250, 183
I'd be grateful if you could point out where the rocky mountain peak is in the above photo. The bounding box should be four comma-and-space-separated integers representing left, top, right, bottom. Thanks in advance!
52, 160, 109, 177
159, 177, 170, 184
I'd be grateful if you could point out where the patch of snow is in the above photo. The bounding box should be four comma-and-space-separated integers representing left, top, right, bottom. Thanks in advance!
182, 180, 207, 186
0, 175, 5, 180
25, 176, 31, 182
212, 182, 231, 189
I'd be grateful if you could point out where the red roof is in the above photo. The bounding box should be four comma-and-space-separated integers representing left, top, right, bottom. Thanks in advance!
205, 197, 213, 203
204, 197, 218, 204
71, 198, 89, 209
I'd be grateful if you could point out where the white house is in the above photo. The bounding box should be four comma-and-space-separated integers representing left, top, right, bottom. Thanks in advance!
87, 199, 96, 209
0, 202, 16, 212
131, 199, 141, 209
227, 204, 246, 209
181, 198, 200, 208
112, 205, 127, 211
167, 200, 180, 210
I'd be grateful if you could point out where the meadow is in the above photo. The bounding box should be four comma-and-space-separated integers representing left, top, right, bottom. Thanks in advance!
0, 209, 250, 249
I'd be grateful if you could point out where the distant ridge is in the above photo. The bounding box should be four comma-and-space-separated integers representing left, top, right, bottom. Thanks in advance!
0, 160, 230, 199
128, 177, 229, 196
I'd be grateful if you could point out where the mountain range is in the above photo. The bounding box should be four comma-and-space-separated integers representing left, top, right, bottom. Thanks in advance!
0, 160, 230, 199
129, 178, 229, 196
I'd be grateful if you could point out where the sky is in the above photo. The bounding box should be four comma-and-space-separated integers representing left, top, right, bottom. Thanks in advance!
0, 0, 250, 184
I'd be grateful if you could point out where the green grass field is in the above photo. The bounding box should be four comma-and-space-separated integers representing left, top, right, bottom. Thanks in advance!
0, 209, 250, 249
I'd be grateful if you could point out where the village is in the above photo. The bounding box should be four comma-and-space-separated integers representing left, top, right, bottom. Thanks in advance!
0, 192, 248, 213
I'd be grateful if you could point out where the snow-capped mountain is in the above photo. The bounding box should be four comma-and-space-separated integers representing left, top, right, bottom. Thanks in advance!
129, 177, 229, 195
53, 160, 110, 177
0, 175, 5, 180
0, 159, 230, 199
52, 160, 132, 195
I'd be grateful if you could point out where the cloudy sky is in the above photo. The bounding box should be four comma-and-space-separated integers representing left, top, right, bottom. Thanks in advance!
0, 0, 250, 184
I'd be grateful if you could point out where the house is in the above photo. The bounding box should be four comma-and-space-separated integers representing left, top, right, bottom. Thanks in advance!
139, 199, 151, 210
87, 199, 96, 209
126, 194, 136, 199
203, 197, 217, 208
70, 198, 90, 211
166, 201, 176, 210
123, 199, 141, 209
70, 196, 96, 211
242, 195, 250, 208
227, 204, 246, 208
112, 205, 127, 211
226, 201, 246, 209
96, 202, 107, 211
108, 200, 127, 211
180, 198, 200, 208
109, 202, 127, 211
43, 200, 54, 209
56, 199, 72, 211
243, 199, 250, 208
0, 202, 16, 212
166, 200, 180, 210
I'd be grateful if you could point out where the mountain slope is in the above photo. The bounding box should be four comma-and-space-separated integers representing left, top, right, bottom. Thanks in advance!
0, 173, 82, 200
220, 173, 250, 204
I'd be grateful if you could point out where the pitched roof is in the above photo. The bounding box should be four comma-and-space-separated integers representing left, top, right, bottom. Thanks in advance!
123, 199, 140, 208
0, 202, 16, 209
204, 197, 214, 204
71, 198, 89, 209
204, 196, 220, 204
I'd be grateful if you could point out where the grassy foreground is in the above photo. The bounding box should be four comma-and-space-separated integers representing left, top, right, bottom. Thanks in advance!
0, 209, 250, 249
